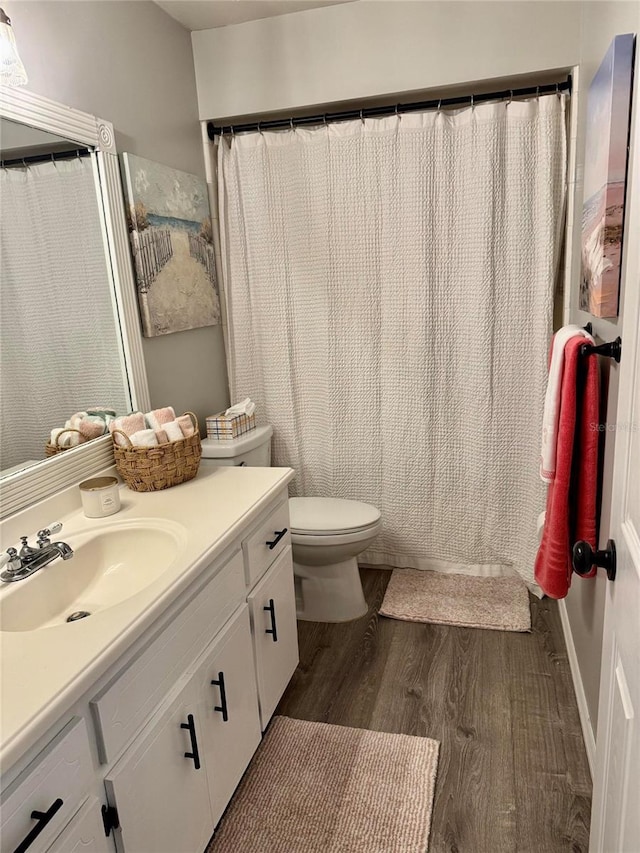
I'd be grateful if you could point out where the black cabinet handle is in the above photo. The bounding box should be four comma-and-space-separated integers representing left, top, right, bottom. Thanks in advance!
13, 798, 64, 853
211, 671, 229, 721
180, 714, 201, 769
264, 598, 278, 642
265, 528, 287, 550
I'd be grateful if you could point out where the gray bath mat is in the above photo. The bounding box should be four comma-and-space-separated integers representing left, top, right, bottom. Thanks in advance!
379, 568, 531, 632
207, 715, 440, 852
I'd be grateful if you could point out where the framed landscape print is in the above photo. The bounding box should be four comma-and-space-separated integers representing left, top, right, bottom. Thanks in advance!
580, 33, 635, 318
121, 153, 221, 337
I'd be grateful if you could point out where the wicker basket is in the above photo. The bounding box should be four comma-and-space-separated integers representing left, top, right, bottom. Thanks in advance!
45, 429, 85, 457
112, 412, 202, 492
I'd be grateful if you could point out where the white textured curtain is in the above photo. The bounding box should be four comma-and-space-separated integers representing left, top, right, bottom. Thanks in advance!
0, 157, 130, 471
218, 96, 567, 590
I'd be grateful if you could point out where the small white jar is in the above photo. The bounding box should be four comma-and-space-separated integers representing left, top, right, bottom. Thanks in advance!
79, 476, 121, 518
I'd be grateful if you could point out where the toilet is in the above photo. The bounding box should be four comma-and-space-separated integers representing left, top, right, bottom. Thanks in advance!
200, 426, 381, 622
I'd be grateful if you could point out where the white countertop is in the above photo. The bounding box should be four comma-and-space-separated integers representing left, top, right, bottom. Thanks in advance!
0, 465, 294, 772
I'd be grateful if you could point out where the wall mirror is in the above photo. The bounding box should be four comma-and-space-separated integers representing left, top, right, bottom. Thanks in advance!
0, 87, 150, 519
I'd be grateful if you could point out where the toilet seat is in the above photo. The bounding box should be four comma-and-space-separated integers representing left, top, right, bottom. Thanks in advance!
289, 497, 381, 536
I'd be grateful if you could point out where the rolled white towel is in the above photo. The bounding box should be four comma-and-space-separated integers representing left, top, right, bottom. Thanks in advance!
130, 429, 159, 448
164, 421, 183, 442
146, 406, 176, 431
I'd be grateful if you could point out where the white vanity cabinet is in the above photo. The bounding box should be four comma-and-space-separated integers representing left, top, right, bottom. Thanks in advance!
1, 471, 298, 853
242, 496, 299, 730
248, 549, 299, 729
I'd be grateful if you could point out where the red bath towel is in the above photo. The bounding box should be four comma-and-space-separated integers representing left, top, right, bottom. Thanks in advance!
535, 336, 600, 599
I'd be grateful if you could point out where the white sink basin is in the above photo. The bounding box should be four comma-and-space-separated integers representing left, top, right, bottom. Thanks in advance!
0, 519, 187, 632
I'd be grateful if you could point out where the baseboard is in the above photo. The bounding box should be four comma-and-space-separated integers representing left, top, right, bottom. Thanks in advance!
558, 599, 596, 777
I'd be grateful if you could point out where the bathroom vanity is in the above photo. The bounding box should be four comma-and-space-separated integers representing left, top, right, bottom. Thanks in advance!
0, 465, 297, 853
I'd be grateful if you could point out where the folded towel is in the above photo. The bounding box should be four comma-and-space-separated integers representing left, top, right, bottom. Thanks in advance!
109, 412, 146, 437
146, 406, 176, 431
155, 429, 169, 445
69, 411, 88, 428
130, 429, 159, 448
540, 325, 593, 482
77, 419, 106, 441
225, 397, 256, 417
535, 337, 600, 599
52, 427, 82, 448
164, 421, 183, 442
86, 408, 117, 418
176, 414, 195, 438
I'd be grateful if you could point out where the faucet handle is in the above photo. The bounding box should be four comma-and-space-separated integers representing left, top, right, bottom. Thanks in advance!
37, 522, 63, 547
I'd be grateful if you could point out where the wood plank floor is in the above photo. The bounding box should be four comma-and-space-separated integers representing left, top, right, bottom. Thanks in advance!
276, 568, 592, 853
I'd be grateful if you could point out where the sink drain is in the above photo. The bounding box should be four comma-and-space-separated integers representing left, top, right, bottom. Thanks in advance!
66, 610, 91, 622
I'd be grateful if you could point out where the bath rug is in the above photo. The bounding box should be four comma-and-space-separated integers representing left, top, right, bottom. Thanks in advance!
379, 568, 531, 632
207, 715, 440, 853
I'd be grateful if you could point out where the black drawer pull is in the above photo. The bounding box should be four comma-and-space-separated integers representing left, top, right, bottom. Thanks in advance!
14, 798, 64, 853
266, 528, 287, 550
211, 671, 229, 721
180, 714, 201, 769
264, 598, 278, 642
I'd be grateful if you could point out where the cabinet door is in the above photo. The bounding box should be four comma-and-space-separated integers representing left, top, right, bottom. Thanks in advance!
247, 548, 299, 729
104, 685, 212, 853
193, 605, 261, 827
47, 797, 113, 853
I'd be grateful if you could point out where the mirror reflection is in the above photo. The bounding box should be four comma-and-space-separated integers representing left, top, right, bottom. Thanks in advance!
0, 118, 132, 476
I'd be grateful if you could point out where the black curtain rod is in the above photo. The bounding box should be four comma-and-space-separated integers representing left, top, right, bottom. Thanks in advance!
0, 148, 92, 168
208, 77, 571, 139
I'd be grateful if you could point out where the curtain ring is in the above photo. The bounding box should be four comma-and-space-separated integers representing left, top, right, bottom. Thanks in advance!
290, 117, 295, 132
437, 99, 442, 113
470, 94, 474, 110
555, 82, 560, 98
360, 109, 364, 125
509, 90, 513, 105
536, 86, 540, 100
257, 122, 263, 135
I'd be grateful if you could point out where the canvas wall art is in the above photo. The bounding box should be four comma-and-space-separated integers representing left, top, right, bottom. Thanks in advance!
121, 153, 221, 337
580, 33, 635, 318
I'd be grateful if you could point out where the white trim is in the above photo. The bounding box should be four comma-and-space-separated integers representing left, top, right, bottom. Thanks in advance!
0, 87, 149, 519
558, 598, 596, 777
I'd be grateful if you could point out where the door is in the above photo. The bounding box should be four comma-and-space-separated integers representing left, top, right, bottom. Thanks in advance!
193, 605, 261, 827
248, 548, 299, 729
105, 683, 212, 853
46, 797, 113, 853
589, 103, 640, 852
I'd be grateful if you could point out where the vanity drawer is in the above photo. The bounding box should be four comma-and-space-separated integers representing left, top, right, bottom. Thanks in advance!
0, 718, 92, 853
243, 498, 290, 589
91, 549, 245, 764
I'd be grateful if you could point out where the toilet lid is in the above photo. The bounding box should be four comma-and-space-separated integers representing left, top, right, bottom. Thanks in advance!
289, 497, 381, 535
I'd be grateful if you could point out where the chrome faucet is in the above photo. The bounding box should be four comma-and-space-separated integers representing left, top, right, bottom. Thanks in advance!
0, 523, 74, 583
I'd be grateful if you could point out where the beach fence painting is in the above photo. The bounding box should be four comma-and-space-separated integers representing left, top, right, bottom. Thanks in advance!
580, 33, 635, 318
121, 153, 221, 337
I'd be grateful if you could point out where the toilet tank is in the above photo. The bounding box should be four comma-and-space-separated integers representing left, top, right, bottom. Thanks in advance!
200, 425, 273, 467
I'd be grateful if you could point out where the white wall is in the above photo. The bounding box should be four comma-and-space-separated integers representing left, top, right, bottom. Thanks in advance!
193, 0, 581, 120
564, 0, 640, 746
4, 0, 230, 428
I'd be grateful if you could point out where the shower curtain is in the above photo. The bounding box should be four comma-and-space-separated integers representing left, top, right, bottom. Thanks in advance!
0, 157, 129, 471
217, 95, 567, 591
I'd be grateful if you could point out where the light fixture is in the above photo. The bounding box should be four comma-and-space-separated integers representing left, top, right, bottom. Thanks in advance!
0, 7, 28, 87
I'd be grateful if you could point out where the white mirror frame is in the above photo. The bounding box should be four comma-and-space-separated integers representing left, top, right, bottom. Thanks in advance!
0, 86, 150, 519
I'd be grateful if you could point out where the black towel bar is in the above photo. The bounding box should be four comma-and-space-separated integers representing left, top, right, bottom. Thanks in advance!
580, 337, 622, 363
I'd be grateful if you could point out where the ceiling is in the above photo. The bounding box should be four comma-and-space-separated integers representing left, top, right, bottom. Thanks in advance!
155, 0, 354, 31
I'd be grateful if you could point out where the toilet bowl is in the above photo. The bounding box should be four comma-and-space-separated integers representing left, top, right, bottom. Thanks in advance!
289, 497, 381, 622
200, 427, 381, 623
